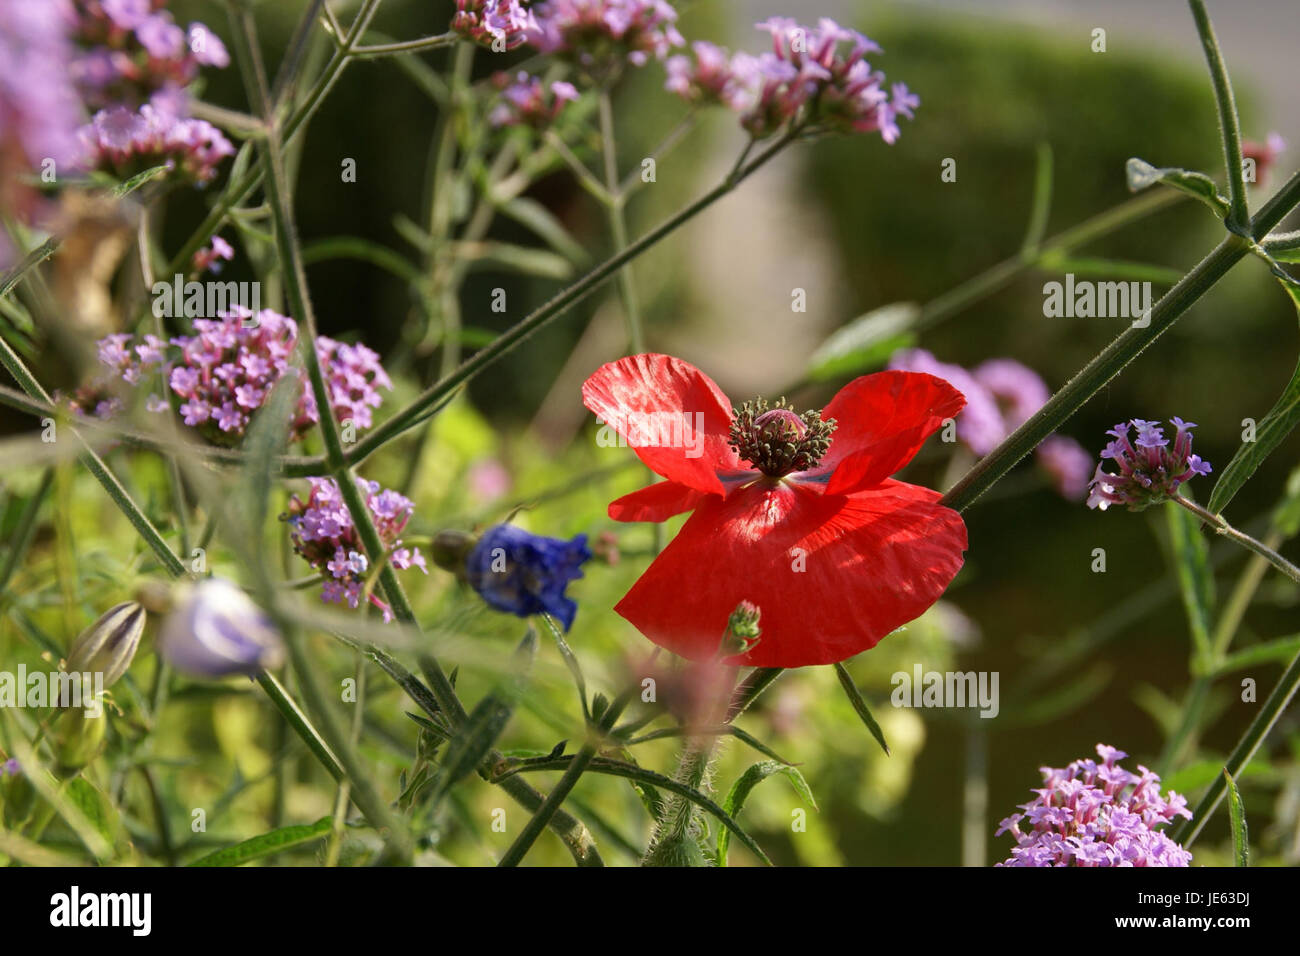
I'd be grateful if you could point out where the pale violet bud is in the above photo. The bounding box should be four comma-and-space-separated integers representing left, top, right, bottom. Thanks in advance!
66, 602, 146, 688
158, 578, 285, 678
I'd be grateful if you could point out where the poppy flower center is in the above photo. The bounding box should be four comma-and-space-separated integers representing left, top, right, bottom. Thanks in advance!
728, 398, 836, 477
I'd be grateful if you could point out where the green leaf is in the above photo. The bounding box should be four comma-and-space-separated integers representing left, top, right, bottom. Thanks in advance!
1224, 770, 1249, 866
1033, 254, 1184, 285
456, 240, 575, 280
1214, 634, 1300, 675
716, 761, 816, 866
64, 777, 124, 853
833, 662, 890, 755
539, 612, 589, 720
432, 628, 536, 801
1125, 158, 1230, 219
1164, 500, 1216, 664
299, 236, 422, 284
187, 817, 333, 866
1208, 280, 1300, 514
805, 302, 920, 382
110, 164, 172, 198
498, 197, 589, 266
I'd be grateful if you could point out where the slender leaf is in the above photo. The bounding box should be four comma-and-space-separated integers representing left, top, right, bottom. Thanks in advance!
833, 662, 890, 755
805, 302, 920, 381
1215, 634, 1300, 675
496, 754, 772, 865
1126, 158, 1230, 218
1209, 280, 1300, 513
432, 628, 536, 800
498, 197, 589, 265
1165, 500, 1216, 663
716, 761, 816, 866
188, 817, 333, 866
1223, 770, 1249, 866
1033, 254, 1184, 285
299, 236, 422, 283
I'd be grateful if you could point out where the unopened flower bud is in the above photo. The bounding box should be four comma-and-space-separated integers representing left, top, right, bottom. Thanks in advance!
56, 709, 107, 776
158, 578, 285, 679
719, 600, 762, 656
66, 602, 145, 689
430, 529, 476, 579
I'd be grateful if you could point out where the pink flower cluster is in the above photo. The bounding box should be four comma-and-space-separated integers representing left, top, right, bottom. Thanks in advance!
888, 348, 1093, 500
996, 744, 1193, 867
192, 234, 234, 274
451, 0, 535, 51
95, 308, 392, 445
526, 0, 684, 71
70, 0, 230, 115
0, 0, 85, 267
284, 477, 427, 620
666, 18, 917, 141
78, 103, 234, 184
490, 71, 579, 128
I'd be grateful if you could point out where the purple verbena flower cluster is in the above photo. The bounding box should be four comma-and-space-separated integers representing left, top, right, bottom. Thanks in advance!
996, 744, 1193, 867
666, 17, 917, 141
69, 2, 233, 186
284, 477, 427, 621
0, 0, 85, 266
490, 71, 579, 128
95, 308, 392, 445
78, 103, 234, 184
526, 0, 684, 72
1087, 417, 1213, 511
451, 0, 536, 51
70, 0, 229, 115
888, 348, 1093, 500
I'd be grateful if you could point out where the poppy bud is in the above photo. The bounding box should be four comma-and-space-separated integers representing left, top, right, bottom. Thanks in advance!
66, 602, 146, 689
719, 600, 762, 657
157, 578, 285, 679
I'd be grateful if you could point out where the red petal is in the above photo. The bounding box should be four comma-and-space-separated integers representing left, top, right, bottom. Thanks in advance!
615, 477, 967, 667
609, 481, 709, 523
812, 371, 965, 496
582, 354, 742, 495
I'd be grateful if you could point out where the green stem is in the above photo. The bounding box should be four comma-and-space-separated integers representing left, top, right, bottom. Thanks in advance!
598, 89, 644, 354
256, 672, 343, 781
1189, 0, 1250, 233
0, 467, 52, 596
1172, 495, 1300, 585
1171, 650, 1300, 846
497, 675, 636, 867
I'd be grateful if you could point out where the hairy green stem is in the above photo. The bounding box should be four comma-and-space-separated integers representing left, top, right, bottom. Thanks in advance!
1173, 495, 1300, 585
1189, 0, 1250, 233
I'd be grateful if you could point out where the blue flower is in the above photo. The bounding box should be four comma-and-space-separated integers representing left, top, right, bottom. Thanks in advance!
466, 525, 591, 631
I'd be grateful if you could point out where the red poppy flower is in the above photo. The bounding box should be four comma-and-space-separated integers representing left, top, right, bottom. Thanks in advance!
582, 354, 968, 667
